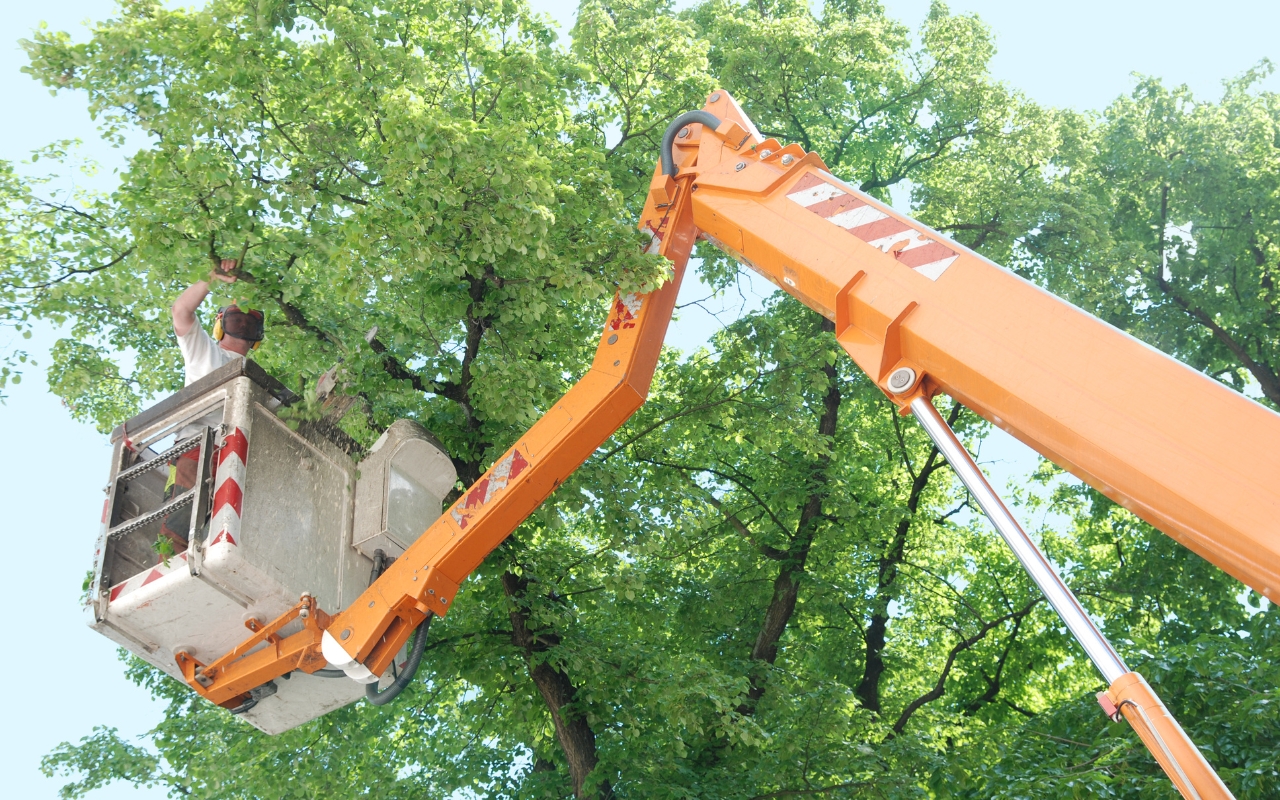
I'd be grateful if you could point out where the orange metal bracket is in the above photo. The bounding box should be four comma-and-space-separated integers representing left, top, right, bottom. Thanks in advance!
176, 594, 332, 708
1102, 673, 1234, 799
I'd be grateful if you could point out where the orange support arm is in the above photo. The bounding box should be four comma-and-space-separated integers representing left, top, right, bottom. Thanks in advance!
188, 91, 1265, 800
319, 189, 697, 677
670, 93, 1280, 604
184, 165, 699, 700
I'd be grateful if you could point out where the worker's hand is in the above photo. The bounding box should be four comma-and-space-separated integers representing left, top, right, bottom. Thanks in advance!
211, 258, 239, 283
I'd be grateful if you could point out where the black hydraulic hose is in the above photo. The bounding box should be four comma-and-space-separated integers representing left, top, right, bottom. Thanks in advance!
660, 111, 723, 177
364, 612, 432, 706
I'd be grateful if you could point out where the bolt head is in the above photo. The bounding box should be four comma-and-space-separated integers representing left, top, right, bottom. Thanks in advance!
760, 149, 773, 158
735, 161, 747, 171
340, 628, 352, 640
887, 367, 917, 394
710, 92, 722, 102
781, 154, 795, 166
677, 126, 690, 139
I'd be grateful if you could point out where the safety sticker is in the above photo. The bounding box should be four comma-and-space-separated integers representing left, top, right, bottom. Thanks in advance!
786, 172, 958, 281
450, 447, 531, 530
609, 293, 643, 331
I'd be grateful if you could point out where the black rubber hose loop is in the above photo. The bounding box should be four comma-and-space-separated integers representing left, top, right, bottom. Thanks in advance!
364, 612, 432, 706
661, 110, 723, 177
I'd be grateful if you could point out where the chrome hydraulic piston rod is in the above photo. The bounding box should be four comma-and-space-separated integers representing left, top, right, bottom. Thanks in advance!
908, 396, 1128, 682
909, 396, 1232, 800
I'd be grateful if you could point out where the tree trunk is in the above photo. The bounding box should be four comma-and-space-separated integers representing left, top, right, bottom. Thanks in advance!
740, 317, 841, 712
855, 403, 957, 712
502, 571, 613, 800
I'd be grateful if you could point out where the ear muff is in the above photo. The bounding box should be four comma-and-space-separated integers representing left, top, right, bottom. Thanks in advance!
212, 307, 227, 341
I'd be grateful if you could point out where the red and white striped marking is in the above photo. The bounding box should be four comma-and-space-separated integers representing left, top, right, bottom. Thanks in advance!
109, 552, 188, 603
209, 427, 249, 548
787, 172, 958, 281
608, 292, 643, 331
450, 447, 530, 530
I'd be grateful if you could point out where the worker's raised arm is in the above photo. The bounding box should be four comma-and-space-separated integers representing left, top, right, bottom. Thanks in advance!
172, 259, 238, 336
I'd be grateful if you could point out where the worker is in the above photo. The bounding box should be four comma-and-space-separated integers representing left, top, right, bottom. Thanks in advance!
172, 258, 263, 381
159, 258, 264, 552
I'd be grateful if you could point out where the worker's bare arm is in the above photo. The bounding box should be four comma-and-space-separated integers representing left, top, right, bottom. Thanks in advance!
171, 280, 210, 337
172, 259, 238, 337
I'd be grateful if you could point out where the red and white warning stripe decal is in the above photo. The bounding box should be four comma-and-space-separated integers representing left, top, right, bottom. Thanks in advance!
450, 447, 530, 530
108, 551, 188, 604
787, 172, 958, 281
209, 427, 249, 548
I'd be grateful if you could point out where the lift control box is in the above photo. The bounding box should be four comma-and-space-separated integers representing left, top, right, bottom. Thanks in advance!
87, 360, 455, 733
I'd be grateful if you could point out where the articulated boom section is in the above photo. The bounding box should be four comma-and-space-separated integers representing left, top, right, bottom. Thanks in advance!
659, 94, 1280, 604
185, 89, 1270, 799
181, 175, 696, 707
649, 91, 1260, 800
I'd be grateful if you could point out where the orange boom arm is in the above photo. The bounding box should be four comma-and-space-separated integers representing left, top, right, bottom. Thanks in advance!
663, 95, 1280, 603
183, 91, 1274, 799
176, 181, 698, 706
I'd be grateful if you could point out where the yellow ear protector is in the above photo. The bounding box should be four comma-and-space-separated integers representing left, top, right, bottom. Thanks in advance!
214, 305, 264, 349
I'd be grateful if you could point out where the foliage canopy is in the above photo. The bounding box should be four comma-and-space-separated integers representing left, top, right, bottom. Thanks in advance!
4, 1, 1275, 798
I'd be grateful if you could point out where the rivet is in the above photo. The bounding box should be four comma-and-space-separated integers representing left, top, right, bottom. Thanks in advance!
613, 360, 620, 366
709, 92, 721, 102
887, 367, 918, 394
412, 575, 418, 581
607, 334, 619, 345
428, 588, 435, 594
735, 162, 747, 171
340, 628, 352, 640
677, 126, 690, 139
368, 600, 375, 607
441, 597, 448, 605
781, 154, 795, 166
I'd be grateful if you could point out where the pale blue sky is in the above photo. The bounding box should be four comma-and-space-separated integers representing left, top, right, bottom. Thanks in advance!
1, 1, 1276, 797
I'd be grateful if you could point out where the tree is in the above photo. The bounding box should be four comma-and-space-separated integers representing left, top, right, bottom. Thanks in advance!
1026, 65, 1280, 407
17, 1, 1277, 798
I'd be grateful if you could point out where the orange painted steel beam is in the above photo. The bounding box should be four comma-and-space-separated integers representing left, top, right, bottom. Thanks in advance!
660, 90, 1248, 800
672, 92, 1280, 604
323, 195, 697, 678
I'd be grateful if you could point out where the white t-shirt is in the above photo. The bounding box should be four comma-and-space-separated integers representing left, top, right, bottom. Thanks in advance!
176, 324, 244, 441
177, 324, 244, 385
